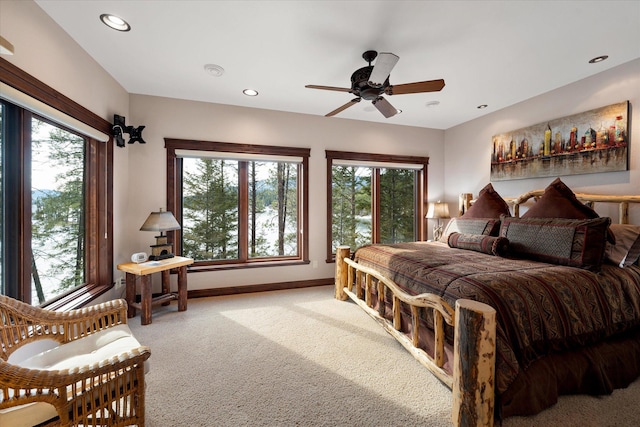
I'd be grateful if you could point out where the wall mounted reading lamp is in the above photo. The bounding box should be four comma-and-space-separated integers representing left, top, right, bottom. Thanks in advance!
112, 114, 146, 147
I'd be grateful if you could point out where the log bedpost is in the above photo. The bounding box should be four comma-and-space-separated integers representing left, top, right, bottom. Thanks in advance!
335, 246, 350, 301
452, 299, 496, 427
620, 201, 629, 224
459, 193, 473, 216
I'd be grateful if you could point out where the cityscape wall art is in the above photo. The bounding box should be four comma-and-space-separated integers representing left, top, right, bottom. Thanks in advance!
490, 101, 629, 181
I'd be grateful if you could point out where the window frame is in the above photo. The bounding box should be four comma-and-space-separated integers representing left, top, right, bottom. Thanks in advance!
165, 138, 310, 271
325, 150, 429, 262
0, 58, 113, 308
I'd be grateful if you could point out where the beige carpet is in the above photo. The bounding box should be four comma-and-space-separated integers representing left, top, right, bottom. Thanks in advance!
129, 286, 640, 426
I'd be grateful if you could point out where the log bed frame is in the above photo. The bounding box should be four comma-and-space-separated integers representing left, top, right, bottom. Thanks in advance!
334, 190, 640, 427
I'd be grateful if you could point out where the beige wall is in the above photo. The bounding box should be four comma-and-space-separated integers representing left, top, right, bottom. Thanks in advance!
445, 58, 640, 223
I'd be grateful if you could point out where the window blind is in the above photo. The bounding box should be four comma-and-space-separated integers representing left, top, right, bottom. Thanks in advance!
0, 82, 109, 142
175, 149, 303, 164
332, 158, 425, 170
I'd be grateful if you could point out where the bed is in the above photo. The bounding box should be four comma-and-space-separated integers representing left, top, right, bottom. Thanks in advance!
334, 179, 640, 426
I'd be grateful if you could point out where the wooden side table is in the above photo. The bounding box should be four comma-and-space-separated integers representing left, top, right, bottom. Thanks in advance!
117, 256, 194, 325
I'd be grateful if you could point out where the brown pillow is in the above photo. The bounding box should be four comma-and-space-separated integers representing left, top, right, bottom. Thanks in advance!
499, 216, 611, 271
522, 178, 615, 244
522, 178, 598, 220
462, 183, 511, 219
448, 232, 509, 256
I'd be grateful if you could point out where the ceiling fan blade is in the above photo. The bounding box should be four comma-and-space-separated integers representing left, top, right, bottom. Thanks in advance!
372, 96, 398, 118
326, 98, 361, 117
368, 52, 399, 88
305, 85, 351, 92
385, 79, 445, 95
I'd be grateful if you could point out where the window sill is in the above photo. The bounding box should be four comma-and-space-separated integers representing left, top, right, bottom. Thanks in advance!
186, 259, 310, 273
42, 283, 112, 312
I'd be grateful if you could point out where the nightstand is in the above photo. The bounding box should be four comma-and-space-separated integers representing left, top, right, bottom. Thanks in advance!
117, 256, 194, 325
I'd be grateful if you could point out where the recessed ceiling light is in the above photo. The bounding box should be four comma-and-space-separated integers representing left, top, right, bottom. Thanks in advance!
589, 55, 609, 64
100, 14, 130, 32
204, 64, 224, 77
477, 104, 488, 109
243, 89, 259, 96
425, 101, 440, 108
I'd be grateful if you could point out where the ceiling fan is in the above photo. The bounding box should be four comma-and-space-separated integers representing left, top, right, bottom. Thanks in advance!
306, 50, 445, 118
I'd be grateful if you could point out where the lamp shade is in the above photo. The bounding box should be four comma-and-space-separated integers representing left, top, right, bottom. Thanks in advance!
426, 201, 450, 219
140, 209, 181, 232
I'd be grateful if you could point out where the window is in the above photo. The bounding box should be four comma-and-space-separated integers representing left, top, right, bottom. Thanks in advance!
326, 150, 428, 260
30, 118, 86, 305
1, 61, 113, 307
166, 139, 310, 269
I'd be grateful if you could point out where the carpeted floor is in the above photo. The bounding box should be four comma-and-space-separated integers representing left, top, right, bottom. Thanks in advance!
129, 286, 640, 426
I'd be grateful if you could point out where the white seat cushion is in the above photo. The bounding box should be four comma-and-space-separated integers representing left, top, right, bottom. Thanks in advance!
15, 324, 142, 370
0, 324, 146, 427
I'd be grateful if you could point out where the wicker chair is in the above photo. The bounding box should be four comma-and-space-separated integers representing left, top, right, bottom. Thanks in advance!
0, 295, 151, 426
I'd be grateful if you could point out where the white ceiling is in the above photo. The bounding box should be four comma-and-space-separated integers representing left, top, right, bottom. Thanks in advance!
35, 1, 640, 130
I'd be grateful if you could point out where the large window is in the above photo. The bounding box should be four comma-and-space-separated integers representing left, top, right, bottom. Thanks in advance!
326, 150, 428, 260
166, 139, 309, 269
30, 118, 86, 305
1, 60, 113, 307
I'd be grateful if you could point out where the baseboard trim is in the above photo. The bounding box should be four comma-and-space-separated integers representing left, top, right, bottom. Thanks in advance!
187, 278, 333, 299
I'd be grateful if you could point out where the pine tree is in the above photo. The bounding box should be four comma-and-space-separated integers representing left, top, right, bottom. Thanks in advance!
31, 123, 85, 303
331, 166, 371, 251
248, 161, 269, 257
380, 168, 415, 243
182, 158, 238, 260
258, 162, 297, 257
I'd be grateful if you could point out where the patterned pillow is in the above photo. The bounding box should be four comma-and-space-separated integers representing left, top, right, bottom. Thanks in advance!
499, 216, 611, 271
521, 178, 615, 244
438, 217, 500, 243
462, 183, 511, 219
605, 224, 640, 267
448, 232, 509, 256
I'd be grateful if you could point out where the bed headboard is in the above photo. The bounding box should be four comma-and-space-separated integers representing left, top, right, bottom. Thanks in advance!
459, 191, 640, 224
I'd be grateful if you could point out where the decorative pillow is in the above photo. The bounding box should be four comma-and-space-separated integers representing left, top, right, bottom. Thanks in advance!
462, 183, 511, 219
448, 232, 509, 257
438, 217, 500, 243
605, 224, 640, 267
499, 216, 611, 271
522, 178, 615, 244
522, 178, 598, 219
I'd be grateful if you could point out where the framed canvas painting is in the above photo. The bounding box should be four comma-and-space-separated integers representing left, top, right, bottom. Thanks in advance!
490, 101, 629, 181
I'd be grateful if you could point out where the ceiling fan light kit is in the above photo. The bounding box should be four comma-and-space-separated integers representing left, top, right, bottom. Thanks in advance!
306, 50, 445, 118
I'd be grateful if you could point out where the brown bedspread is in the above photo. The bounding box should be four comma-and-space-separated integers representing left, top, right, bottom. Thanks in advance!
354, 241, 640, 414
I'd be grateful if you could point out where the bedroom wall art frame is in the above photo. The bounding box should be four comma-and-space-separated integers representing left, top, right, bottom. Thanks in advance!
490, 101, 629, 181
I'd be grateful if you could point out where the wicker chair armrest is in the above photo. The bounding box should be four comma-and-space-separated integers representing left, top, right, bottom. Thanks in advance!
21, 298, 128, 324
1, 297, 130, 351
0, 346, 151, 390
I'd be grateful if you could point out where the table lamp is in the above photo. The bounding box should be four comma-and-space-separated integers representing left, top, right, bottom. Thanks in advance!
426, 201, 450, 241
140, 208, 181, 260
